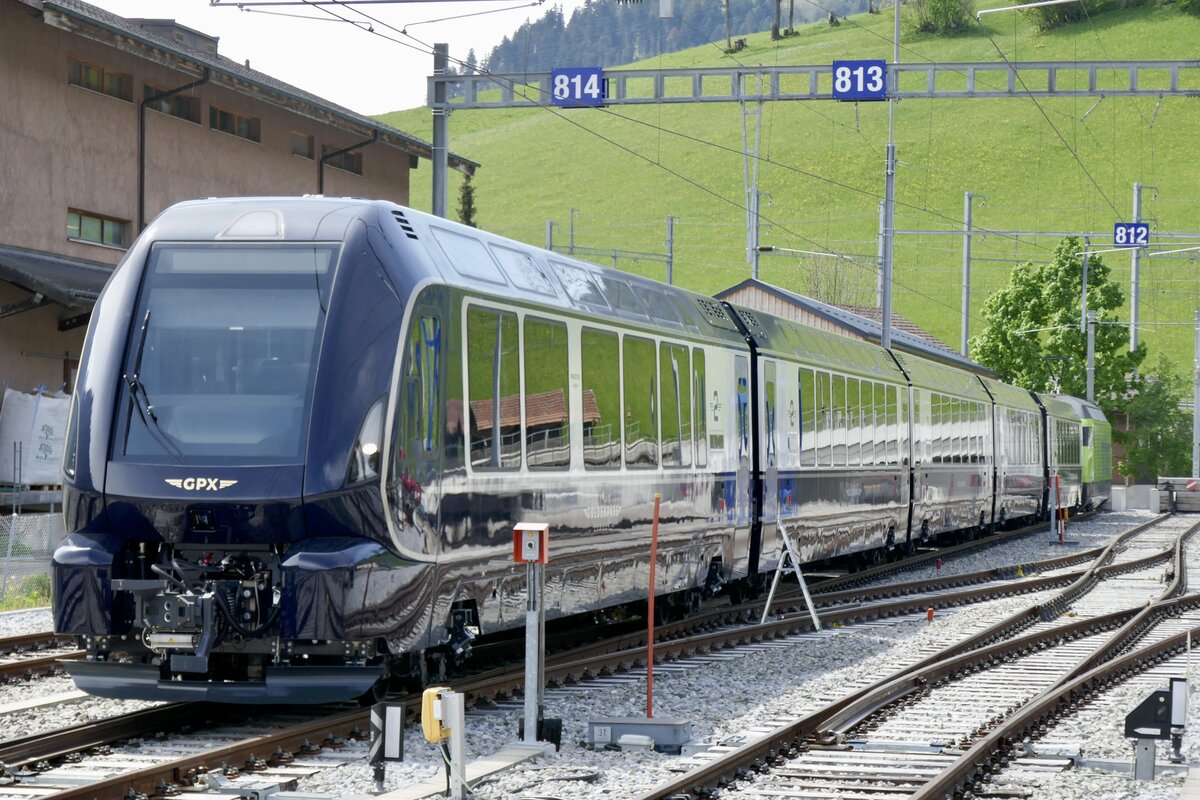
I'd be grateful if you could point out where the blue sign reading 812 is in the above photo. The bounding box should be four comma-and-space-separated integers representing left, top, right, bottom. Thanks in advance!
832, 60, 888, 101
550, 67, 605, 107
1113, 222, 1149, 248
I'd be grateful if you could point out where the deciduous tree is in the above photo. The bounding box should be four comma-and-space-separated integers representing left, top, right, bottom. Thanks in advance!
1115, 354, 1192, 482
969, 236, 1145, 413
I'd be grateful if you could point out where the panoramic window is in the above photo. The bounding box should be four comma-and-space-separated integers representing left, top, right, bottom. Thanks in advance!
831, 374, 846, 467
846, 377, 860, 467
660, 342, 691, 467
491, 244, 556, 295
693, 348, 707, 467
523, 316, 570, 469
798, 368, 816, 467
886, 385, 899, 465
623, 335, 658, 468
581, 327, 620, 469
432, 227, 505, 284
466, 307, 520, 470
68, 57, 131, 101
815, 371, 831, 466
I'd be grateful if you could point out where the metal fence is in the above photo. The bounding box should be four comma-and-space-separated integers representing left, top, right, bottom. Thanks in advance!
0, 510, 62, 601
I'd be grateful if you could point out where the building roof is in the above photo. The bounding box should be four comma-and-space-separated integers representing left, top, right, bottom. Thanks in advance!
30, 0, 478, 174
831, 303, 950, 349
718, 279, 993, 375
470, 389, 602, 432
0, 244, 112, 315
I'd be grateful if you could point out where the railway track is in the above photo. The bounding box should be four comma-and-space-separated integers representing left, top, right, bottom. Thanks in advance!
0, 632, 80, 684
635, 513, 1200, 800
0, 512, 1167, 799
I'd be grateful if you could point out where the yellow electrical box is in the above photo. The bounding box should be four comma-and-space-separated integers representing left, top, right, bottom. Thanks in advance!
421, 686, 452, 742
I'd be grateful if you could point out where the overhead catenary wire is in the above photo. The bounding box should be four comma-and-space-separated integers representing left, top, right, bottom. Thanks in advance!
955, 0, 1123, 219
236, 0, 1159, 330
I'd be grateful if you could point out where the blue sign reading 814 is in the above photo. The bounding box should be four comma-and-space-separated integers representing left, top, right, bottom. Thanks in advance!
550, 67, 605, 107
832, 60, 888, 101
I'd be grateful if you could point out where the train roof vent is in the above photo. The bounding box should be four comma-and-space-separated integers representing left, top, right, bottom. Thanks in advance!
739, 309, 767, 337
696, 298, 738, 332
391, 210, 419, 240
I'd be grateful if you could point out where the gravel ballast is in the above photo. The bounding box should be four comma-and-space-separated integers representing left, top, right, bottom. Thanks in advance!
8, 510, 1192, 800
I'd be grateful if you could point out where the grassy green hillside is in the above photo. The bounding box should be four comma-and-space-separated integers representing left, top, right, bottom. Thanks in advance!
379, 2, 1200, 369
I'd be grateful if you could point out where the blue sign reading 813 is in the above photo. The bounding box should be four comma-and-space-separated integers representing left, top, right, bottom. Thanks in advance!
550, 67, 605, 107
832, 60, 887, 101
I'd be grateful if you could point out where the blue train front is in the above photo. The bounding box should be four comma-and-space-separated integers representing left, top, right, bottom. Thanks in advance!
54, 199, 440, 703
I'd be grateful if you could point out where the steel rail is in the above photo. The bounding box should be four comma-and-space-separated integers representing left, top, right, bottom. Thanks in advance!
0, 703, 224, 771
632, 514, 1189, 799
0, 651, 83, 681
19, 552, 1112, 798
0, 631, 75, 653
910, 622, 1200, 800
19, 514, 1165, 798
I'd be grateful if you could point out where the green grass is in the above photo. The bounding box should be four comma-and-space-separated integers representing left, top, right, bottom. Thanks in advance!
0, 573, 51, 611
380, 1, 1200, 370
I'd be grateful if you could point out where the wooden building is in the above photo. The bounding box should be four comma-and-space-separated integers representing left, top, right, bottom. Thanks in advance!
0, 0, 475, 393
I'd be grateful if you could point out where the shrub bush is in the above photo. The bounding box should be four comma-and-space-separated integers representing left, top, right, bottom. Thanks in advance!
907, 0, 975, 33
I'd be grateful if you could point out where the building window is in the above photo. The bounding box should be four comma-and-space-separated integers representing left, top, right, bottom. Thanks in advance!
143, 84, 201, 123
321, 145, 363, 175
291, 132, 314, 159
68, 57, 132, 101
209, 105, 261, 142
68, 210, 127, 248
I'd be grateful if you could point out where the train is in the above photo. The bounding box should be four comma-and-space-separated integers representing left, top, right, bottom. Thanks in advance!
52, 197, 1112, 704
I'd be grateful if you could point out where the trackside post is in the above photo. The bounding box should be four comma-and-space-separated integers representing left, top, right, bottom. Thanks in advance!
514, 522, 549, 746
648, 494, 661, 719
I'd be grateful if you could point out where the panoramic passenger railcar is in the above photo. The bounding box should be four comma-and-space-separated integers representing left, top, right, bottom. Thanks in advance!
52, 197, 1105, 704
895, 352, 993, 542
1038, 394, 1085, 513
980, 377, 1045, 528
736, 309, 910, 566
1052, 394, 1113, 509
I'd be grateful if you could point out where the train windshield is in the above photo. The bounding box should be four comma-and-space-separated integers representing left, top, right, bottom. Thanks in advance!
115, 243, 336, 465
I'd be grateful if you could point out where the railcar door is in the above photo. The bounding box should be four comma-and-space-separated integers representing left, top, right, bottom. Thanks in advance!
735, 354, 755, 574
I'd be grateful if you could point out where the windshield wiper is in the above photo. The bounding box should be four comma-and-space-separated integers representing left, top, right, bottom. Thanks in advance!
126, 310, 157, 421
123, 310, 185, 463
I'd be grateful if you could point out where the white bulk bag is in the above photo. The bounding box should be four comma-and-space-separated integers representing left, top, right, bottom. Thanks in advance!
0, 388, 71, 485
